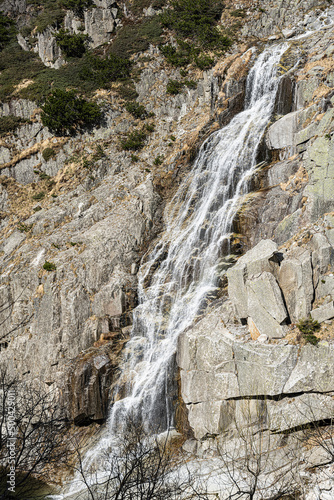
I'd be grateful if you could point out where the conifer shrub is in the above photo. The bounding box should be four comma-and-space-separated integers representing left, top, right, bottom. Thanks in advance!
0, 13, 15, 50
160, 0, 227, 48
41, 89, 101, 135
59, 0, 93, 15
42, 148, 56, 161
55, 29, 88, 58
166, 79, 183, 95
0, 116, 26, 135
120, 129, 147, 151
297, 317, 321, 345
43, 261, 56, 271
117, 83, 139, 101
125, 102, 148, 120
32, 191, 46, 201
110, 17, 163, 59
79, 53, 131, 87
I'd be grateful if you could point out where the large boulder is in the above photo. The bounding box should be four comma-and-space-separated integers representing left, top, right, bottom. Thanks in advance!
227, 239, 279, 319
278, 247, 314, 322
284, 344, 334, 394
246, 272, 288, 339
234, 343, 298, 397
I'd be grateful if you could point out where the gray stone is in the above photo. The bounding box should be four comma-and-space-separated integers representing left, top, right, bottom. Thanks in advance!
278, 247, 314, 322
227, 240, 279, 319
266, 111, 298, 150
246, 272, 288, 339
311, 232, 333, 285
177, 305, 235, 372
316, 274, 334, 301
1, 230, 26, 256
181, 370, 239, 404
0, 99, 37, 119
84, 8, 116, 48
234, 343, 298, 397
187, 401, 223, 439
311, 301, 334, 323
267, 393, 334, 432
37, 28, 65, 68
284, 344, 334, 393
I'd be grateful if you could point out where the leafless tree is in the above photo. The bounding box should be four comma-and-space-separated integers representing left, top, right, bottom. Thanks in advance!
213, 399, 301, 500
70, 413, 209, 500
0, 368, 73, 499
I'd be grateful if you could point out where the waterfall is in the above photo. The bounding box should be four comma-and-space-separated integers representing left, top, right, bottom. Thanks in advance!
63, 42, 288, 498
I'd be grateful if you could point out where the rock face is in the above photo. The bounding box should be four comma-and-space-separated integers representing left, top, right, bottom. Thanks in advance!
66, 335, 126, 425
178, 300, 334, 440
36, 28, 65, 69
2, 1, 334, 497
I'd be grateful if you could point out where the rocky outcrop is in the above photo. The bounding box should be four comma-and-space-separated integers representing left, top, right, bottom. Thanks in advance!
66, 334, 127, 425
178, 298, 334, 440
36, 28, 65, 69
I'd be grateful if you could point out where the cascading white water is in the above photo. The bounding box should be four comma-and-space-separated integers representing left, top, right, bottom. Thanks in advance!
63, 43, 288, 498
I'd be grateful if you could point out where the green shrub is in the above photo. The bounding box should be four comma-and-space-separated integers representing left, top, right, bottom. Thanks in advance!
166, 79, 183, 95
43, 261, 56, 271
117, 83, 138, 101
59, 0, 93, 15
297, 317, 321, 345
0, 116, 26, 135
42, 148, 56, 161
55, 29, 88, 58
79, 53, 131, 87
125, 101, 147, 119
160, 43, 193, 67
32, 191, 46, 201
34, 8, 64, 33
110, 17, 163, 59
304, 334, 320, 346
17, 222, 32, 233
131, 154, 140, 162
195, 53, 215, 70
230, 9, 246, 18
297, 317, 321, 336
184, 79, 197, 89
41, 89, 101, 135
0, 13, 15, 50
160, 0, 227, 48
145, 122, 155, 132
121, 129, 147, 151
153, 155, 164, 165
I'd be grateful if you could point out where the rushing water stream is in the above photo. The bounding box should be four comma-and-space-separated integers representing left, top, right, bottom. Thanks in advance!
63, 42, 288, 498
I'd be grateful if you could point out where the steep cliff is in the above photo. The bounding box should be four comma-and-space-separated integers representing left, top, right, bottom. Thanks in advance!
1, 0, 334, 498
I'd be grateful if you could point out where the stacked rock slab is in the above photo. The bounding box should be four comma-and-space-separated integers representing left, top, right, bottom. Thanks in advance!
226, 239, 288, 338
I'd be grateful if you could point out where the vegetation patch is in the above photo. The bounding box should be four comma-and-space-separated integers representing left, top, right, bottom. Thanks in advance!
43, 261, 56, 271
42, 148, 56, 162
0, 116, 26, 136
32, 191, 46, 201
41, 89, 101, 135
166, 79, 183, 95
120, 129, 148, 151
79, 53, 131, 87
55, 29, 89, 58
159, 0, 231, 70
160, 0, 229, 49
125, 101, 148, 119
110, 16, 163, 59
0, 13, 15, 50
297, 317, 321, 345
